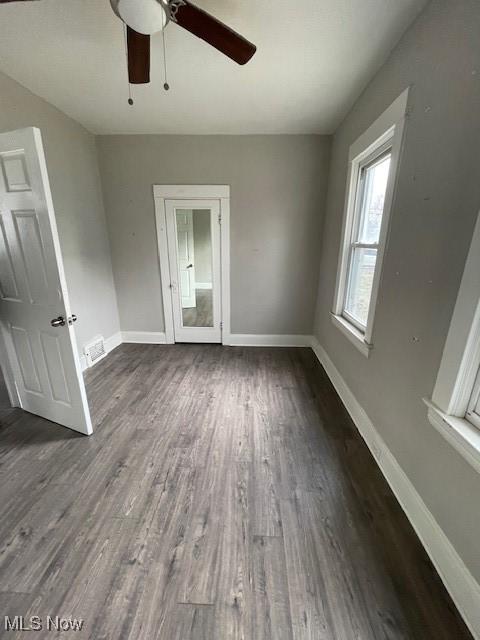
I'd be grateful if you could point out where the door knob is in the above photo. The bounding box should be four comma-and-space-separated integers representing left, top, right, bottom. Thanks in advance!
51, 316, 66, 327
186, 263, 193, 269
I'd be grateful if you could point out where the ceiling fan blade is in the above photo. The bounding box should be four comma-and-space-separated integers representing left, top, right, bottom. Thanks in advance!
172, 1, 256, 65
127, 26, 150, 84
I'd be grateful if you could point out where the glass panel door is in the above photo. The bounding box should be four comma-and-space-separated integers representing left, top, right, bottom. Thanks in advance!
175, 209, 214, 328
165, 200, 221, 343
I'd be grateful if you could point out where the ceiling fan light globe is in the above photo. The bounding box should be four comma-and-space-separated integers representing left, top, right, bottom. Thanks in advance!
111, 0, 168, 35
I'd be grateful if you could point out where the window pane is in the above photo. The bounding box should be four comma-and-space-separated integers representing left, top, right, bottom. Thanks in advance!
344, 248, 377, 328
466, 367, 480, 429
357, 153, 391, 244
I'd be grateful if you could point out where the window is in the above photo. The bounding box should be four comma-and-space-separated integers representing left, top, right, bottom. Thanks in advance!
466, 366, 480, 430
343, 148, 391, 330
425, 210, 480, 474
332, 89, 409, 356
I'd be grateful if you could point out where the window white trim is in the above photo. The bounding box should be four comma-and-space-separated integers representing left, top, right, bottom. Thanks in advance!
332, 88, 409, 353
466, 368, 480, 429
425, 401, 480, 476
425, 210, 480, 473
330, 312, 372, 357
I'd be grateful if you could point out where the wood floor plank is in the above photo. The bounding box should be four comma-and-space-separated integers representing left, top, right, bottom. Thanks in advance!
213, 459, 253, 638
0, 344, 473, 640
89, 454, 198, 639
252, 535, 294, 640
251, 408, 283, 536
157, 603, 216, 640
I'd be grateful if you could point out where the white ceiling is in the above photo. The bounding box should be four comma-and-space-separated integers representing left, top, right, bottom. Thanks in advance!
0, 0, 427, 134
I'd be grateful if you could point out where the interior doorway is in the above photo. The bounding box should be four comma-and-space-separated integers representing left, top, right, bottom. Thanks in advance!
154, 186, 231, 345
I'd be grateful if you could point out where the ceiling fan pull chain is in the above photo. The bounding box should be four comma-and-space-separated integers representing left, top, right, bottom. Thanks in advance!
122, 23, 134, 105
162, 23, 170, 91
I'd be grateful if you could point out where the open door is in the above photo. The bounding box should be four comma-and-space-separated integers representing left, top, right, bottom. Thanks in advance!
0, 127, 92, 435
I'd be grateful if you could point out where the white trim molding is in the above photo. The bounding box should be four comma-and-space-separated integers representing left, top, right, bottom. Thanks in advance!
79, 332, 314, 370
121, 331, 167, 344
310, 336, 480, 640
424, 210, 480, 472
153, 184, 230, 199
424, 400, 480, 475
195, 282, 213, 290
229, 334, 313, 347
105, 331, 123, 353
330, 313, 372, 357
332, 87, 410, 354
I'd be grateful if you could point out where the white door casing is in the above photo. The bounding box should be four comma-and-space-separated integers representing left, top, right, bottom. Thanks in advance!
176, 209, 196, 309
165, 199, 221, 343
0, 127, 92, 435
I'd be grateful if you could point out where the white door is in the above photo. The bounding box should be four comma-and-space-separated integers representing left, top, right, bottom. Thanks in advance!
176, 210, 196, 309
165, 200, 221, 343
0, 127, 92, 435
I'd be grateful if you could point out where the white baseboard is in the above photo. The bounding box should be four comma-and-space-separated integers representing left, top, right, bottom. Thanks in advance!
104, 331, 122, 353
81, 331, 310, 360
195, 282, 213, 290
310, 336, 480, 640
228, 334, 313, 347
121, 331, 167, 344
79, 354, 88, 372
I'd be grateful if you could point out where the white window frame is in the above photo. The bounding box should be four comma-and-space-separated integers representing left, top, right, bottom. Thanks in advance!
466, 368, 480, 430
424, 210, 480, 474
332, 88, 409, 357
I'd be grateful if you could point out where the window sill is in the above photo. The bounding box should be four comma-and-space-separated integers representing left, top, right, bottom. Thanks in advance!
330, 313, 372, 358
424, 398, 480, 475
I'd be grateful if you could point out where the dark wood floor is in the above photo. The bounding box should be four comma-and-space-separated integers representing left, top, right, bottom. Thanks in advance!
0, 345, 473, 639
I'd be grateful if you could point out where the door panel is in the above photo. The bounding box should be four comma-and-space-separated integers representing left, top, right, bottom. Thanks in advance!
165, 200, 221, 343
40, 332, 71, 404
0, 218, 19, 300
0, 127, 92, 435
11, 325, 42, 393
13, 210, 50, 303
0, 149, 31, 192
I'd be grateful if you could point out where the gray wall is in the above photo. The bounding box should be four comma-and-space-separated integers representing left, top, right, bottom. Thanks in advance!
193, 210, 212, 285
96, 135, 331, 335
314, 0, 480, 582
0, 71, 120, 355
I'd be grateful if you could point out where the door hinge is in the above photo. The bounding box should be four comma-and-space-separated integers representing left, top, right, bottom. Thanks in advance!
220, 321, 223, 330
218, 214, 222, 224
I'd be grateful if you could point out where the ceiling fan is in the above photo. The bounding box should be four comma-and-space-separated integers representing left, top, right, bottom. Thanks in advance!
0, 0, 257, 85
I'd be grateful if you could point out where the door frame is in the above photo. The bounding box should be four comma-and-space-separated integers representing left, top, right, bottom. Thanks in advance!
153, 185, 231, 345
